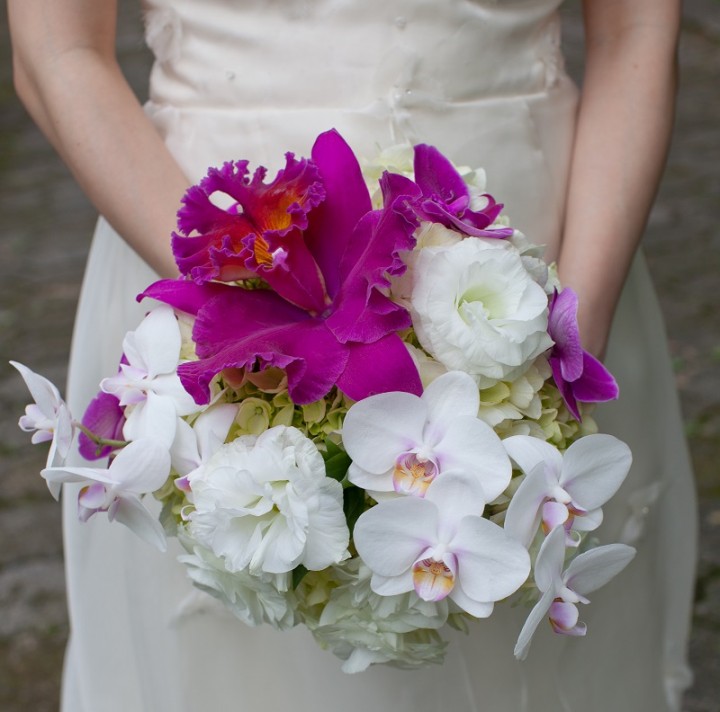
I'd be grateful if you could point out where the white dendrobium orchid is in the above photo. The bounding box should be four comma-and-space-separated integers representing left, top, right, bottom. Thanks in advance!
188, 425, 349, 575
503, 434, 632, 547
171, 403, 239, 494
411, 238, 553, 388
41, 438, 171, 551
11, 361, 74, 497
353, 471, 530, 618
343, 370, 511, 501
514, 524, 636, 660
100, 305, 200, 447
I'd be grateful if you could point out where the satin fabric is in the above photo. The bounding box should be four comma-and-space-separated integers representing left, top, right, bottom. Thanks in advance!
61, 1, 696, 710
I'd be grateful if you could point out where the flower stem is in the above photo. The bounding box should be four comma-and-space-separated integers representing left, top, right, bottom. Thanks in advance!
74, 422, 128, 449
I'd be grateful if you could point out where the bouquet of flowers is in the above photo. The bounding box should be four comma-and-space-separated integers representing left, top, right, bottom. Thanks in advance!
12, 129, 636, 672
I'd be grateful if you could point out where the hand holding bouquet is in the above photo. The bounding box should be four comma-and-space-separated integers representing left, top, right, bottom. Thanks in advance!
13, 130, 634, 672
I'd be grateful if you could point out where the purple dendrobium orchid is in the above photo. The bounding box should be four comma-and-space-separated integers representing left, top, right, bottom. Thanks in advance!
382, 144, 514, 239
547, 288, 619, 420
142, 130, 422, 405
78, 390, 126, 460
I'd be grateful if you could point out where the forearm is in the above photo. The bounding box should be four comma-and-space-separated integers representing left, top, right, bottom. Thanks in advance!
9, 1, 188, 278
558, 1, 680, 357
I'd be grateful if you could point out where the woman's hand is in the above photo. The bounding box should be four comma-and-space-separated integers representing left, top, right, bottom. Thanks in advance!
8, 0, 189, 278
557, 0, 681, 358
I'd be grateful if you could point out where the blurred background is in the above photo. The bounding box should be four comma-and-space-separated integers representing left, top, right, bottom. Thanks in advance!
0, 1, 718, 709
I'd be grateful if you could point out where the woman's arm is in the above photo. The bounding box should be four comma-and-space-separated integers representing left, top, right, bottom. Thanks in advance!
557, 0, 681, 357
8, 0, 188, 278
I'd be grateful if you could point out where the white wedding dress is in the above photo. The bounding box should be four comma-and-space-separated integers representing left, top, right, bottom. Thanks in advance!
61, 1, 697, 710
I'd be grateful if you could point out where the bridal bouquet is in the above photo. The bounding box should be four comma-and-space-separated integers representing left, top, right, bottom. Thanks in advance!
12, 129, 636, 672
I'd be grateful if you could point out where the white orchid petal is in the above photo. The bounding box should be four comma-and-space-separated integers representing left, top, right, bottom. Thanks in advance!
41, 465, 118, 494
195, 404, 238, 463
353, 497, 438, 577
434, 418, 511, 501
346, 464, 395, 493
424, 471, 486, 530
533, 524, 568, 593
561, 435, 632, 510
342, 392, 428, 474
542, 500, 569, 531
10, 361, 62, 419
130, 305, 182, 378
451, 517, 530, 601
449, 582, 494, 618
502, 435, 563, 478
370, 571, 415, 596
503, 464, 549, 547
564, 543, 636, 596
514, 588, 556, 660
110, 495, 167, 551
422, 371, 480, 424
123, 392, 177, 448
571, 507, 603, 532
170, 418, 202, 475
106, 438, 171, 494
150, 374, 199, 415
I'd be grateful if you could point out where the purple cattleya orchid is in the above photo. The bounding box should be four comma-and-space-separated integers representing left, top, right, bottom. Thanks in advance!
382, 144, 514, 239
143, 130, 422, 406
547, 288, 619, 420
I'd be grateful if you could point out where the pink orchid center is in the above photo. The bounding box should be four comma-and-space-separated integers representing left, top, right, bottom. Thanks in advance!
393, 452, 439, 496
412, 554, 457, 601
549, 600, 587, 637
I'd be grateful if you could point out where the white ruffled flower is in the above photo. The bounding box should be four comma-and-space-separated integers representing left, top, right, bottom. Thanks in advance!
411, 238, 553, 387
308, 558, 448, 673
178, 539, 297, 630
188, 426, 349, 575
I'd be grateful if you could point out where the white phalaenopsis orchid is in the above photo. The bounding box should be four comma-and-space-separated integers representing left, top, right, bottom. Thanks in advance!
188, 426, 349, 575
343, 371, 511, 501
353, 471, 530, 618
11, 361, 74, 497
514, 525, 635, 660
503, 434, 632, 547
41, 438, 171, 551
101, 305, 200, 447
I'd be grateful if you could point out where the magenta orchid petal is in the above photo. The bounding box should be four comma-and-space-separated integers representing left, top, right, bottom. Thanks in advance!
572, 351, 620, 402
240, 227, 328, 312
335, 335, 422, 401
548, 288, 620, 419
548, 289, 583, 381
326, 209, 415, 344
411, 144, 512, 238
304, 130, 373, 299
173, 154, 325, 284
78, 390, 126, 460
180, 318, 348, 405
140, 279, 233, 316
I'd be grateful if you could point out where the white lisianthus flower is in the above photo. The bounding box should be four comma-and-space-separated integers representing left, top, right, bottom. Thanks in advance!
411, 238, 553, 387
178, 539, 297, 630
188, 425, 349, 575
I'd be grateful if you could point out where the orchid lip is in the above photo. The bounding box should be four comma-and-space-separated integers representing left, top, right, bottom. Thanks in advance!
393, 452, 438, 496
412, 555, 456, 601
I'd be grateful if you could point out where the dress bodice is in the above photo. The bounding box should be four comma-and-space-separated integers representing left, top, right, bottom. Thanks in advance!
142, 0, 566, 113
139, 0, 577, 259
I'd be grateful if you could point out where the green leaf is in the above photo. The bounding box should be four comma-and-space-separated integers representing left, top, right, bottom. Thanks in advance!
322, 440, 352, 483
343, 486, 366, 537
292, 565, 309, 589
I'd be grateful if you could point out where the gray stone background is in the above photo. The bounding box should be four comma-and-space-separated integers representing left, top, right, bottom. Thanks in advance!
0, 1, 717, 710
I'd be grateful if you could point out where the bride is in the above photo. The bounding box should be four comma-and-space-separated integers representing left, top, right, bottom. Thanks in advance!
8, 0, 696, 710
